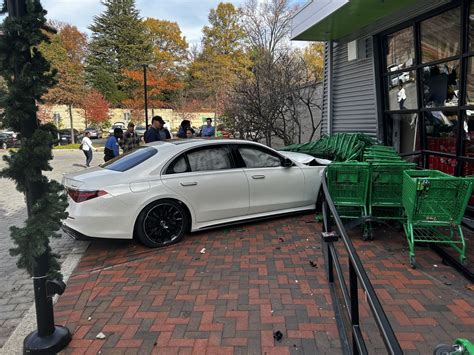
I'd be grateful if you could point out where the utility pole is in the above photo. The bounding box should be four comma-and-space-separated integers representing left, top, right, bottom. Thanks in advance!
6, 1, 71, 353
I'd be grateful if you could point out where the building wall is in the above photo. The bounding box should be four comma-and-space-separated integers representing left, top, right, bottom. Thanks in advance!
331, 39, 377, 137
47, 106, 215, 132
320, 0, 451, 138
267, 83, 323, 148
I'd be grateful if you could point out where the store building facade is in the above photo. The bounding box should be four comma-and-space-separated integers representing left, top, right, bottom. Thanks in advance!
292, 0, 474, 181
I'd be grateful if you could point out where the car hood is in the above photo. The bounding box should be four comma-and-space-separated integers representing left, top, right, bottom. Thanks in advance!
62, 167, 121, 189
280, 151, 332, 166
279, 151, 314, 163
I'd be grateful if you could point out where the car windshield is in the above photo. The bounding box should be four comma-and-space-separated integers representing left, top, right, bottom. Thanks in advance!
101, 146, 157, 172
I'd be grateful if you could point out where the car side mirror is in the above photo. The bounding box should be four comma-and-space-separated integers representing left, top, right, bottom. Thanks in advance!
283, 158, 293, 168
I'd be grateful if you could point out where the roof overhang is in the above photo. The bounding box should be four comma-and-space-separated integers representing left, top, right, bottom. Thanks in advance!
291, 0, 421, 41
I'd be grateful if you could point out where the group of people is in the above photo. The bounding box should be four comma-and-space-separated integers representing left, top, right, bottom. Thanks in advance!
80, 115, 217, 165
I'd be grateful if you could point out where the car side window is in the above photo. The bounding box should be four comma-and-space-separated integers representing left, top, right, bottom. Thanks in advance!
187, 146, 232, 172
166, 155, 189, 174
239, 147, 282, 168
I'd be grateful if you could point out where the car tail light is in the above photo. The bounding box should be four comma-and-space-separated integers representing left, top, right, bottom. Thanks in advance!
67, 189, 107, 203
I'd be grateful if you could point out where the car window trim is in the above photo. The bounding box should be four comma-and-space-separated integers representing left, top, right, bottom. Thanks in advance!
162, 143, 236, 175
165, 153, 191, 175
186, 144, 236, 173
235, 144, 285, 169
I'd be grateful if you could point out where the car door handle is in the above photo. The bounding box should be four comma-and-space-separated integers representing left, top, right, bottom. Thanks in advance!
251, 175, 265, 180
180, 182, 198, 186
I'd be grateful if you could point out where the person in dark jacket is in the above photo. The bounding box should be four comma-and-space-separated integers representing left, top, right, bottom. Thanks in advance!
177, 120, 191, 138
104, 128, 123, 162
144, 116, 171, 143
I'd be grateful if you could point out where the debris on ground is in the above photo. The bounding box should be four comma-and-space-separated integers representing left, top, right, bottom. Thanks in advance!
200, 248, 206, 254
279, 237, 285, 243
310, 261, 318, 268
273, 331, 283, 342
96, 332, 106, 339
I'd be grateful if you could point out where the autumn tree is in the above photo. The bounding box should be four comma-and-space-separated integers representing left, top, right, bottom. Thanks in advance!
189, 2, 249, 117
40, 24, 87, 143
81, 90, 110, 127
122, 67, 182, 116
86, 0, 153, 105
144, 18, 188, 75
225, 0, 323, 146
303, 42, 325, 82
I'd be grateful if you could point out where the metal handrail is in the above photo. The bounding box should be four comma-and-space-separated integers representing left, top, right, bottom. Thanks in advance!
321, 171, 403, 355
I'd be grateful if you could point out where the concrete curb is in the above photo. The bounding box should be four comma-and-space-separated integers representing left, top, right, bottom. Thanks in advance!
0, 242, 89, 355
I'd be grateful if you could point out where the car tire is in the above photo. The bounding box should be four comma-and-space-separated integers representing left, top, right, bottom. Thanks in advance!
135, 199, 189, 248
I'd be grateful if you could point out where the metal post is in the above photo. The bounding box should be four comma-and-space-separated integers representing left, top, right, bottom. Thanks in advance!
349, 260, 360, 355
5, 1, 71, 353
143, 64, 149, 128
322, 201, 334, 283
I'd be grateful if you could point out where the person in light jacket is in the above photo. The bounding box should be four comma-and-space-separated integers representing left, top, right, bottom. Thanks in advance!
81, 131, 97, 167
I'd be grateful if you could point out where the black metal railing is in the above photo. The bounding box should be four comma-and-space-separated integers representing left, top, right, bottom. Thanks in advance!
321, 172, 403, 355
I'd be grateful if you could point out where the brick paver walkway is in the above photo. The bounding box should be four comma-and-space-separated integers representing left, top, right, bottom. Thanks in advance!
55, 214, 340, 354
55, 213, 474, 354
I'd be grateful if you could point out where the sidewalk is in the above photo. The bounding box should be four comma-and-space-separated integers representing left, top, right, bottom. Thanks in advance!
53, 213, 474, 354
0, 150, 94, 349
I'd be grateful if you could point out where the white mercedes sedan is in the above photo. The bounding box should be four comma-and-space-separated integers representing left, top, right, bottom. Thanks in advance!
62, 139, 325, 248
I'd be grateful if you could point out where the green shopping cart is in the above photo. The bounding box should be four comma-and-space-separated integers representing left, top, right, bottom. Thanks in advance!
402, 170, 474, 268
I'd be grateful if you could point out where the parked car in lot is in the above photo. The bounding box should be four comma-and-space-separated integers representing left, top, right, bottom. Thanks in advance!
59, 129, 80, 144
135, 125, 146, 137
390, 71, 411, 88
84, 127, 103, 139
108, 122, 126, 136
62, 139, 325, 247
0, 132, 21, 149
0, 128, 18, 138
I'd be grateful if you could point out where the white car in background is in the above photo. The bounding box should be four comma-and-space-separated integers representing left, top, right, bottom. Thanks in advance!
108, 122, 126, 135
62, 139, 325, 247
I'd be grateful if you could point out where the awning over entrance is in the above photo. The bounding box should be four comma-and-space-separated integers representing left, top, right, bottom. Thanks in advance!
291, 0, 420, 41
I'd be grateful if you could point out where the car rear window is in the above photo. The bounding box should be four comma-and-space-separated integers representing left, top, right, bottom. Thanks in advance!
101, 147, 157, 172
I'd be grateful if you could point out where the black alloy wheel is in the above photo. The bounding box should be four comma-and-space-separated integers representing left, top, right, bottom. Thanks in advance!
136, 200, 188, 248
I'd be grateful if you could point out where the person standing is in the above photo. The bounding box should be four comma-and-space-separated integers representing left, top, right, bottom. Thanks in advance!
397, 81, 407, 110
80, 131, 97, 167
177, 120, 191, 138
104, 128, 123, 162
123, 122, 140, 153
201, 117, 215, 137
185, 127, 195, 138
144, 116, 171, 143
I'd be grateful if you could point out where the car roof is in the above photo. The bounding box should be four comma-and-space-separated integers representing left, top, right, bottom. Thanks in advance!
145, 139, 271, 156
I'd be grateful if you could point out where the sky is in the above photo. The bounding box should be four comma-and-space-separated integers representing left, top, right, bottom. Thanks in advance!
41, 0, 307, 45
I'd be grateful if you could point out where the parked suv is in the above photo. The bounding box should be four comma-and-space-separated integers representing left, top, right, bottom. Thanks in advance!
59, 129, 80, 144
0, 132, 21, 149
84, 127, 103, 139
108, 122, 126, 136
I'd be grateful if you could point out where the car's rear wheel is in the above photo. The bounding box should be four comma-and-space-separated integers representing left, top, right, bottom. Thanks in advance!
136, 200, 188, 248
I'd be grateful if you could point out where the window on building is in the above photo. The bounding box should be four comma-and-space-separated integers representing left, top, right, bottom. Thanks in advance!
386, 70, 417, 110
385, 27, 415, 71
422, 60, 460, 108
466, 57, 474, 104
421, 7, 461, 63
385, 113, 420, 155
469, 0, 474, 52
